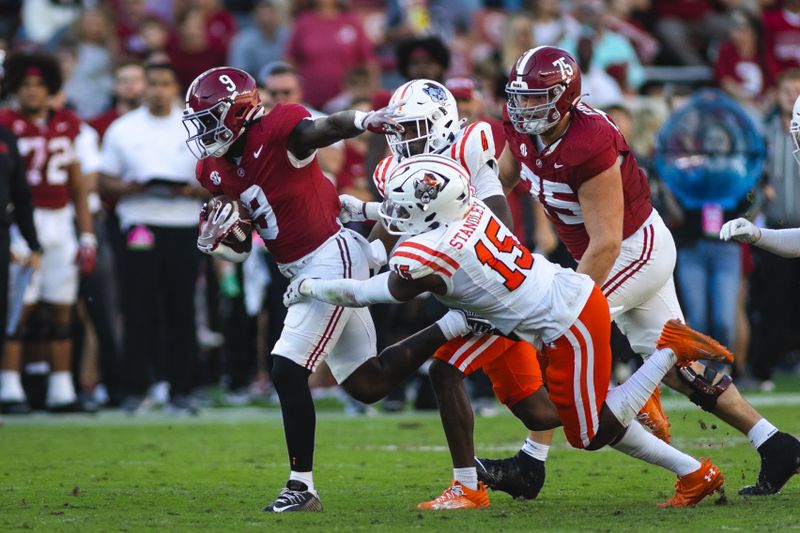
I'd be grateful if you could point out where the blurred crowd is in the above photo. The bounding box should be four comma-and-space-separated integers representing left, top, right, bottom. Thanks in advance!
1, 0, 800, 416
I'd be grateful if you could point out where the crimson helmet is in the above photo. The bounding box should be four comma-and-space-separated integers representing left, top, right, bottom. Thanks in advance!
505, 46, 582, 135
183, 67, 262, 159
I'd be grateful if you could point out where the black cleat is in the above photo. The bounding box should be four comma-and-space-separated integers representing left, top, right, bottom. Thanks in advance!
263, 480, 323, 512
47, 398, 98, 414
0, 400, 32, 415
739, 432, 800, 496
475, 451, 545, 500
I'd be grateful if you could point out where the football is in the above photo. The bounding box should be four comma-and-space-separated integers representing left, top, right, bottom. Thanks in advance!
198, 195, 253, 254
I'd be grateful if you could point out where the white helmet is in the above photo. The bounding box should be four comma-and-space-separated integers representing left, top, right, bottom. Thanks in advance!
387, 79, 461, 160
379, 153, 472, 235
791, 94, 800, 165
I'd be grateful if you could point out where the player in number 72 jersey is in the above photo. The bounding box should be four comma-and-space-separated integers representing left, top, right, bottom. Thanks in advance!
0, 53, 96, 414
287, 153, 731, 507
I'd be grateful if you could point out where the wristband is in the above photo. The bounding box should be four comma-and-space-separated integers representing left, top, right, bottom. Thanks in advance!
363, 202, 381, 221
436, 310, 469, 341
79, 233, 98, 248
353, 110, 369, 131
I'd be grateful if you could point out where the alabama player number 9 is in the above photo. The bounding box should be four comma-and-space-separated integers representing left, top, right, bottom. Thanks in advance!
474, 217, 533, 290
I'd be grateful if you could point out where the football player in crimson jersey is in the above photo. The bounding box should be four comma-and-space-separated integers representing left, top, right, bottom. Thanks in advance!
491, 45, 800, 497
287, 153, 731, 508
0, 53, 96, 414
340, 79, 555, 502
185, 66, 502, 513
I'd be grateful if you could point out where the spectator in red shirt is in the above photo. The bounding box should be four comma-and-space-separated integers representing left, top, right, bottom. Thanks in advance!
715, 10, 771, 110
285, 0, 377, 110
185, 0, 237, 51
653, 0, 732, 65
763, 0, 800, 83
117, 0, 156, 57
167, 8, 227, 90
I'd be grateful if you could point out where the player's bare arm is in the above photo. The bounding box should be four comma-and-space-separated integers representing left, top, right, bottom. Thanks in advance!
498, 145, 520, 196
576, 160, 624, 286
287, 103, 405, 160
287, 270, 446, 309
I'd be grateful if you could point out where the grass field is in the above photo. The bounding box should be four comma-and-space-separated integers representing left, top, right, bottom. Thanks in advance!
1, 390, 799, 532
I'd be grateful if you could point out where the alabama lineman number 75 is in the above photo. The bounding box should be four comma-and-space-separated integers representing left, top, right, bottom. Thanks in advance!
474, 218, 533, 290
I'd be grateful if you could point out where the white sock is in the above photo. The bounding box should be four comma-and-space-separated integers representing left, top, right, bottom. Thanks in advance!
0, 370, 26, 402
46, 371, 77, 406
289, 470, 315, 492
605, 348, 677, 426
453, 467, 478, 490
747, 418, 779, 450
521, 438, 550, 462
612, 421, 701, 477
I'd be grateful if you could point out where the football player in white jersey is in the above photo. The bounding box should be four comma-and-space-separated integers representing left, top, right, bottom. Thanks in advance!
290, 154, 732, 508
340, 79, 558, 503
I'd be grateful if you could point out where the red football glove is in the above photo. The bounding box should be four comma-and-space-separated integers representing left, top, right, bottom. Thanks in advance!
77, 233, 97, 275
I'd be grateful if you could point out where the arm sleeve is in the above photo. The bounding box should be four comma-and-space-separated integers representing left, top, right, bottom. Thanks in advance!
304, 271, 400, 307
756, 228, 800, 258
8, 131, 41, 251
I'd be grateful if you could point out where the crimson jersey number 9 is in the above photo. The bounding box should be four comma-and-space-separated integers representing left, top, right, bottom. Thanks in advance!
474, 218, 533, 290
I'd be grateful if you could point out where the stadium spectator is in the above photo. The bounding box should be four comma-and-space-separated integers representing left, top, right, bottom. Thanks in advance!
59, 7, 117, 119
501, 13, 536, 72
385, 0, 478, 43
261, 62, 344, 178
575, 34, 625, 108
714, 9, 770, 111
653, 0, 733, 66
188, 0, 238, 50
98, 62, 207, 414
530, 0, 580, 47
560, 0, 646, 91
167, 8, 227, 90
323, 67, 377, 114
763, 0, 800, 84
285, 0, 377, 110
117, 0, 160, 57
20, 0, 81, 46
668, 113, 753, 355
138, 15, 171, 59
227, 0, 287, 78
395, 36, 450, 82
748, 68, 800, 387
0, 124, 41, 414
604, 0, 660, 64
88, 60, 146, 141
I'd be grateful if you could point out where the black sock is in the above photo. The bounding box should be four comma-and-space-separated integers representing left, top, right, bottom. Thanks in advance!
270, 355, 315, 472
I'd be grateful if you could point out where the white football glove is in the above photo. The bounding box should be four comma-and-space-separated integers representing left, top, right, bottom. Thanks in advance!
283, 277, 315, 307
354, 100, 407, 134
719, 218, 761, 244
338, 194, 381, 223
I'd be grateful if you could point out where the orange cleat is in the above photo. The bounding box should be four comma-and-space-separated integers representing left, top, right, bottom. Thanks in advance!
658, 458, 724, 508
656, 320, 733, 365
636, 387, 671, 443
417, 481, 490, 510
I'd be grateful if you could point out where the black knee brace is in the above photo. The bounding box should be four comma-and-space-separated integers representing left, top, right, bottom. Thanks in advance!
678, 364, 733, 412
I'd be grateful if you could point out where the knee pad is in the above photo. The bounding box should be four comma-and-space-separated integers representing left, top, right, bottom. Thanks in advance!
678, 364, 733, 412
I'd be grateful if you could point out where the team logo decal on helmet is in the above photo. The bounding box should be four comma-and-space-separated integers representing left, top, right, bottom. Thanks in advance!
422, 83, 448, 105
415, 172, 447, 205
